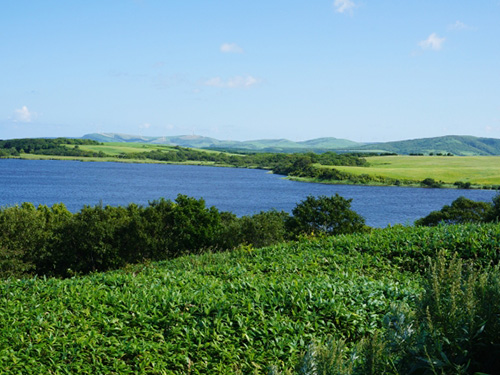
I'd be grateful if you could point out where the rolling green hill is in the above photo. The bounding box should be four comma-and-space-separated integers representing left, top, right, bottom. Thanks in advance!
345, 135, 500, 156
82, 133, 500, 155
82, 133, 363, 152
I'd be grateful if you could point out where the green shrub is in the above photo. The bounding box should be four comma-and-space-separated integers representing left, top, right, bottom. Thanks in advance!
415, 196, 491, 226
487, 192, 500, 222
420, 178, 442, 188
286, 195, 366, 238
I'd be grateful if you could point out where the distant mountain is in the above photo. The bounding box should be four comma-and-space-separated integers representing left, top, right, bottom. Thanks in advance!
344, 135, 500, 156
298, 137, 361, 149
82, 133, 500, 155
82, 133, 223, 148
82, 133, 364, 152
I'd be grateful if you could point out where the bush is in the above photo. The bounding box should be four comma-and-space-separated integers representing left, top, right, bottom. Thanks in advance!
0, 203, 72, 278
415, 196, 491, 226
286, 194, 366, 238
486, 192, 500, 222
420, 178, 442, 188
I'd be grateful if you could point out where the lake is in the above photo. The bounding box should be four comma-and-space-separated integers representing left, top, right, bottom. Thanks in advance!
0, 159, 497, 228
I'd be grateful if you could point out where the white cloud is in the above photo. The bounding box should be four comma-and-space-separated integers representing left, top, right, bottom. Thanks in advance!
333, 0, 356, 14
448, 20, 474, 31
140, 123, 151, 129
419, 33, 446, 51
204, 75, 260, 88
220, 43, 243, 53
13, 106, 33, 123
448, 20, 467, 31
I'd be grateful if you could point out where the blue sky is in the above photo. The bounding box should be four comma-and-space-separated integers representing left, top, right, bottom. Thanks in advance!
1, 1, 499, 142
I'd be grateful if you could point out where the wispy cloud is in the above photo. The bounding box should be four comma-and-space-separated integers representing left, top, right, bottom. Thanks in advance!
333, 0, 356, 14
13, 106, 33, 123
448, 20, 473, 31
419, 33, 446, 51
220, 43, 243, 53
139, 123, 151, 130
204, 75, 260, 88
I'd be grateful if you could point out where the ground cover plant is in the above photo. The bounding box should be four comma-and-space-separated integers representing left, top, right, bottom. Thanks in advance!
276, 253, 500, 374
2, 191, 500, 373
0, 236, 420, 374
2, 220, 500, 373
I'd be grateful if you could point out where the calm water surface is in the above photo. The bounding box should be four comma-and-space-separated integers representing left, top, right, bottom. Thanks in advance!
0, 159, 496, 228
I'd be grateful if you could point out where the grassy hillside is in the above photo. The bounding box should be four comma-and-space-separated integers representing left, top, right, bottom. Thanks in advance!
81, 133, 224, 148
82, 133, 363, 152
297, 137, 360, 149
347, 135, 500, 156
82, 133, 500, 155
332, 155, 500, 186
2, 223, 500, 374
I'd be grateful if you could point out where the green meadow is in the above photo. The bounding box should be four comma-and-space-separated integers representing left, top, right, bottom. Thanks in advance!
332, 155, 500, 186
75, 142, 236, 156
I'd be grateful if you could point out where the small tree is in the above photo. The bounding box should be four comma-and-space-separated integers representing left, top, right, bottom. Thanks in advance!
286, 194, 366, 238
486, 192, 500, 222
415, 196, 491, 226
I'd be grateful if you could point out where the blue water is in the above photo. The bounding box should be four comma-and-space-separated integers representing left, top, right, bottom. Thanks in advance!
0, 159, 497, 228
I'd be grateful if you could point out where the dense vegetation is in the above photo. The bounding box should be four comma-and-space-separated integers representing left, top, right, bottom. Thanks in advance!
415, 194, 500, 226
0, 138, 104, 157
0, 194, 365, 279
2, 221, 500, 373
276, 252, 500, 375
1, 188, 500, 373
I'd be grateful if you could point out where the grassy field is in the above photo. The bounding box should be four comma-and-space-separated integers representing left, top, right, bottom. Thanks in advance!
74, 142, 237, 156
332, 155, 500, 185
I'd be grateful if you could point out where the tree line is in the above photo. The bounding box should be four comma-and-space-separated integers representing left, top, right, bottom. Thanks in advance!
0, 194, 365, 279
1, 191, 499, 279
0, 138, 104, 158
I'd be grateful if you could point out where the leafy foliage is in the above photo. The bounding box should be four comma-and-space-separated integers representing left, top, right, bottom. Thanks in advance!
286, 195, 366, 237
0, 138, 104, 157
415, 196, 492, 226
486, 192, 500, 222
282, 253, 500, 375
0, 238, 417, 374
0, 196, 291, 278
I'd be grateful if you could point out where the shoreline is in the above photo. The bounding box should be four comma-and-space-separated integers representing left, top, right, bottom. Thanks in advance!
3, 154, 498, 191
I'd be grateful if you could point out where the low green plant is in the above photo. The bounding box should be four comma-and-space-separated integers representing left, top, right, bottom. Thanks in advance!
0, 237, 418, 374
286, 252, 500, 374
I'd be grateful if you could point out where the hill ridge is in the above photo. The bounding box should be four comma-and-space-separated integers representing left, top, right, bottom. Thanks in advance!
82, 133, 500, 155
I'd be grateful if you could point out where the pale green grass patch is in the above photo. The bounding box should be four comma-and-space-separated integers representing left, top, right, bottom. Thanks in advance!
333, 156, 500, 185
